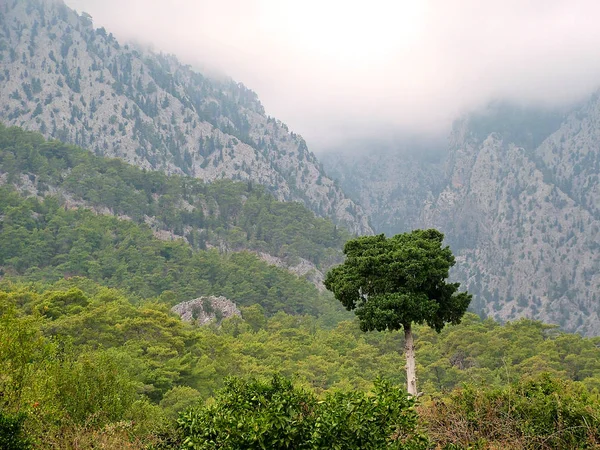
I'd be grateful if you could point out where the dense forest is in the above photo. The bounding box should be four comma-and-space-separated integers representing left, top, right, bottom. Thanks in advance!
3, 280, 600, 448
2, 124, 600, 448
0, 124, 351, 269
0, 187, 343, 318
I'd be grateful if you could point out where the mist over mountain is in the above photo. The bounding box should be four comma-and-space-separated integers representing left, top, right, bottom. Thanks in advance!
65, 0, 600, 148
323, 100, 600, 335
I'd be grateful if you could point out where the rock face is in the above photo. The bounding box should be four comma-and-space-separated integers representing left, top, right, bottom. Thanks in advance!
255, 252, 326, 292
171, 296, 241, 326
323, 102, 600, 335
0, 0, 372, 235
428, 124, 600, 336
322, 146, 445, 236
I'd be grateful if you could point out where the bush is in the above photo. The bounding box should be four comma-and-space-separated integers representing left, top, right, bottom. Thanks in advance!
178, 375, 427, 449
423, 373, 600, 449
0, 411, 31, 450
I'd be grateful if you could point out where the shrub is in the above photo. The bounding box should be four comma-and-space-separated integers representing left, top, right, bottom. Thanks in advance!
178, 375, 428, 449
423, 373, 600, 449
0, 411, 31, 450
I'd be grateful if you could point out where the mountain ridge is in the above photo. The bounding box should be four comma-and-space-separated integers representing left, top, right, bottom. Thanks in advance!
0, 0, 372, 235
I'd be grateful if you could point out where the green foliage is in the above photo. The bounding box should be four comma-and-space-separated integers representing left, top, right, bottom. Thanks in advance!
0, 187, 327, 317
50, 350, 138, 425
311, 380, 427, 449
2, 280, 600, 447
424, 374, 600, 449
178, 375, 427, 449
0, 295, 149, 447
0, 411, 31, 450
178, 376, 316, 449
159, 386, 202, 420
325, 230, 471, 332
4, 280, 600, 404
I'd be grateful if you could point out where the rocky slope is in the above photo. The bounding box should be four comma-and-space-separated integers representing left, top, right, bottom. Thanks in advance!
428, 120, 600, 335
323, 102, 600, 335
0, 0, 371, 234
171, 296, 241, 326
321, 145, 444, 236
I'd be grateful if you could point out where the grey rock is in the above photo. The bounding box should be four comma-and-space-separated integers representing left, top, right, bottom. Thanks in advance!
171, 296, 241, 326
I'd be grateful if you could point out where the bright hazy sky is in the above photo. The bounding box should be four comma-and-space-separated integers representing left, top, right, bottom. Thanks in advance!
65, 0, 600, 149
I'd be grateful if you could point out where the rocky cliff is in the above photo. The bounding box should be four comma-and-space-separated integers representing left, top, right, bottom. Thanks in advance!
322, 145, 444, 236
171, 296, 241, 326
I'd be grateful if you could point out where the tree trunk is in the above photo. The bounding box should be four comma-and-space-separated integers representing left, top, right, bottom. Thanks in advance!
404, 323, 417, 396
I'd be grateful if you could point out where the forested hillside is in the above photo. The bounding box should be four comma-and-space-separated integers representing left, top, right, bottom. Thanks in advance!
3, 186, 342, 314
2, 122, 600, 448
0, 124, 351, 286
0, 0, 371, 234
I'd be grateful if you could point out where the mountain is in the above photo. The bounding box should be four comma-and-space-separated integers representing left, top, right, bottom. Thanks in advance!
0, 0, 372, 235
322, 101, 600, 335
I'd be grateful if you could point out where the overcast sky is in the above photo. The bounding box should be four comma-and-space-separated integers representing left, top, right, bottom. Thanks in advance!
65, 0, 600, 149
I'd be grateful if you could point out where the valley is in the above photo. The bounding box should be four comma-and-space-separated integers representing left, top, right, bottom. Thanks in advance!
1, 0, 599, 448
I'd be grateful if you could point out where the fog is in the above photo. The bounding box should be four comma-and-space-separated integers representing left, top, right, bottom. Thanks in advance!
65, 0, 600, 150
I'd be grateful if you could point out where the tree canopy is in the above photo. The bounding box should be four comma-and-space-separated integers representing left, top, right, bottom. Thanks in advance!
325, 229, 471, 333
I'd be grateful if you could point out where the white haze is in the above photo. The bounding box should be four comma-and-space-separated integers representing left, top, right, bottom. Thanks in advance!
65, 0, 600, 149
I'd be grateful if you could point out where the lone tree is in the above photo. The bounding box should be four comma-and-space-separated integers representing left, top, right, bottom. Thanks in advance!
324, 229, 471, 396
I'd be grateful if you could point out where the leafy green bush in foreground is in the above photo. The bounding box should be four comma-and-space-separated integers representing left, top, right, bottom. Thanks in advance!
178, 375, 428, 449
